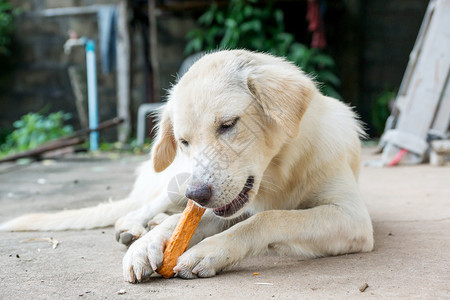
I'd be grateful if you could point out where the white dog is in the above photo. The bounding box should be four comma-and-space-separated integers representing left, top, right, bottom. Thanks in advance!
0, 50, 373, 283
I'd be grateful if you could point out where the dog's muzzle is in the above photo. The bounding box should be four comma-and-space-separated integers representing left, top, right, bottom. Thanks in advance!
213, 176, 254, 217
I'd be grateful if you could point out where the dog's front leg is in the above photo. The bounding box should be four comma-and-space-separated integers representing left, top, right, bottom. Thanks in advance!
122, 210, 232, 282
175, 205, 373, 278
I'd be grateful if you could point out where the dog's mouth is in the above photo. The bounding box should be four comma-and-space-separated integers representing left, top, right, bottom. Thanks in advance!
213, 176, 254, 217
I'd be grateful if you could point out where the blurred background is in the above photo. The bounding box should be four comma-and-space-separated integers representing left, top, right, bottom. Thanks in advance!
0, 0, 431, 157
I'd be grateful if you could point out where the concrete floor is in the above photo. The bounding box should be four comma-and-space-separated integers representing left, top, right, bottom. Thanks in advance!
0, 148, 449, 299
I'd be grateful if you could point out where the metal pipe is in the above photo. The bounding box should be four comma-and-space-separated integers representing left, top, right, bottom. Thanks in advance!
85, 39, 99, 151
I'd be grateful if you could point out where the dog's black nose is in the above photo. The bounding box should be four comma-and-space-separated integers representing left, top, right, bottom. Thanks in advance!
185, 184, 212, 206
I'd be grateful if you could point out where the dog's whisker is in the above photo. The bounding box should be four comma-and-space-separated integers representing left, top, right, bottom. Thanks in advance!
259, 179, 281, 189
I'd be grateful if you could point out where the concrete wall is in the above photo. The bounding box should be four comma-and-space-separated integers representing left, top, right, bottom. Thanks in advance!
0, 0, 194, 141
1, 0, 118, 137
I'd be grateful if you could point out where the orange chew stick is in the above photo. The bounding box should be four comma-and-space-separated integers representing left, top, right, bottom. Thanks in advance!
157, 199, 206, 278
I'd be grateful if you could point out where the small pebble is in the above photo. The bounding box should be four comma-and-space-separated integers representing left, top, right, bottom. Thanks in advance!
117, 289, 126, 295
359, 283, 369, 292
42, 160, 55, 166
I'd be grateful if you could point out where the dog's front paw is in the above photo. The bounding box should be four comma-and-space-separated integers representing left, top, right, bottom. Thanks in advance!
115, 216, 148, 246
174, 235, 237, 279
122, 230, 167, 283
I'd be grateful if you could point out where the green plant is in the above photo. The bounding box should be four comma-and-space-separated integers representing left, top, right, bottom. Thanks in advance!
185, 0, 341, 98
0, 111, 74, 157
371, 90, 396, 136
0, 0, 15, 56
98, 138, 152, 155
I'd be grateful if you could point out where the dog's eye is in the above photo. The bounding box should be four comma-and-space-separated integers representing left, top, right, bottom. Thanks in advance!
180, 139, 189, 147
219, 118, 239, 134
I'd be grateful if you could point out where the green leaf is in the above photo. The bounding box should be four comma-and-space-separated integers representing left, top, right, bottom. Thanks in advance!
185, 37, 202, 55
198, 5, 216, 26
243, 5, 253, 17
225, 18, 237, 28
310, 53, 335, 67
321, 85, 342, 99
317, 70, 341, 86
216, 11, 225, 24
244, 19, 262, 32
274, 9, 284, 25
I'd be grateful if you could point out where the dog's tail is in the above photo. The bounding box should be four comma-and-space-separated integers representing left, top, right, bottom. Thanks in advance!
0, 198, 141, 231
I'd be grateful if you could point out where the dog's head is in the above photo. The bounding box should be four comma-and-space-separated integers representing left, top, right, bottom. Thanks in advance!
151, 50, 316, 218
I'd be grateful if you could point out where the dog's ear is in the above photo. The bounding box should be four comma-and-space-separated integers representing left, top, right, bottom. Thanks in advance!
247, 61, 316, 137
151, 105, 177, 172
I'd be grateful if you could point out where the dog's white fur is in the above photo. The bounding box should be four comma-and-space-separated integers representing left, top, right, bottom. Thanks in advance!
0, 50, 373, 282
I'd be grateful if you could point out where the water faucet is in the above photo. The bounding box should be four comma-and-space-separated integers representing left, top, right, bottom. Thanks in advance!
63, 30, 87, 54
